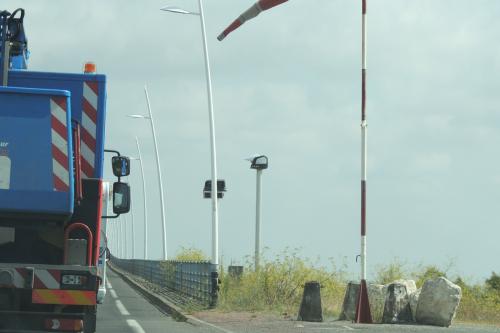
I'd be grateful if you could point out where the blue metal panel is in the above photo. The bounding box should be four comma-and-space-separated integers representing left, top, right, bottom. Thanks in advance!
8, 70, 107, 179
0, 86, 74, 217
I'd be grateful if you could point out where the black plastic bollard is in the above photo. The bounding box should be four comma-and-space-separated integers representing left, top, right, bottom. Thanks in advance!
297, 281, 323, 322
209, 271, 219, 308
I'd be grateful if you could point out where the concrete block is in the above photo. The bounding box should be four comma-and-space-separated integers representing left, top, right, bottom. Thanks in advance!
382, 280, 416, 323
416, 277, 462, 327
339, 281, 386, 323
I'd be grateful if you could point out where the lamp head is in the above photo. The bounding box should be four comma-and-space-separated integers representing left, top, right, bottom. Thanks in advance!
248, 155, 268, 170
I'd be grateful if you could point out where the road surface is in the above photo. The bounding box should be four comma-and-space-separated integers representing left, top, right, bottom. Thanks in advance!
97, 269, 221, 333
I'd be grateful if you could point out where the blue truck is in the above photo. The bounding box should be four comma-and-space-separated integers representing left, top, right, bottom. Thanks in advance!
0, 9, 131, 332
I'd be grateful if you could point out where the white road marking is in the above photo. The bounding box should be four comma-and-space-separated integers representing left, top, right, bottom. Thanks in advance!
187, 315, 236, 333
115, 300, 130, 316
126, 319, 146, 333
109, 289, 118, 299
294, 324, 354, 331
106, 280, 112, 289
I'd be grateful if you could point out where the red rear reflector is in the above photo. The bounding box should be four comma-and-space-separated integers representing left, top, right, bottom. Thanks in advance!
44, 318, 84, 331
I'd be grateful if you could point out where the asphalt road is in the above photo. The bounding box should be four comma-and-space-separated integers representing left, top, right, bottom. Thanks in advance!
99, 269, 499, 333
97, 269, 222, 333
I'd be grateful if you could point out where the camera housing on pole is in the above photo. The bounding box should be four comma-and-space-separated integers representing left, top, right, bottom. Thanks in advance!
203, 179, 226, 199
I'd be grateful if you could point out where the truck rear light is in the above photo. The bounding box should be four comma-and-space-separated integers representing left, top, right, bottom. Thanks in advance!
61, 274, 87, 286
0, 270, 13, 287
44, 318, 83, 331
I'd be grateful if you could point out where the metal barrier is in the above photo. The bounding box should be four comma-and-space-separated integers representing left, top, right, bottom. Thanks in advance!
110, 256, 219, 307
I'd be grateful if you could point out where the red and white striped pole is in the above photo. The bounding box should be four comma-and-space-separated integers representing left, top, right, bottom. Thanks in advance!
355, 0, 372, 324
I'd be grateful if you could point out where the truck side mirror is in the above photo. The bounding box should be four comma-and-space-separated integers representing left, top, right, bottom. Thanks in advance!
113, 182, 130, 214
112, 156, 130, 177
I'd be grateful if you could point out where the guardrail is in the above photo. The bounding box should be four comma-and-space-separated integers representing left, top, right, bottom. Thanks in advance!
110, 256, 219, 307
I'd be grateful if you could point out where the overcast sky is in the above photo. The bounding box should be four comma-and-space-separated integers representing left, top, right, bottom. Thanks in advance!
4, 0, 500, 281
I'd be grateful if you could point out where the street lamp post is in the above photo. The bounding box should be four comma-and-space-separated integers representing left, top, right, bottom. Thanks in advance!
161, 1, 220, 265
110, 221, 114, 256
246, 155, 268, 271
128, 86, 168, 260
112, 220, 117, 257
106, 220, 112, 254
132, 136, 148, 260
123, 215, 129, 259
112, 221, 116, 256
123, 215, 127, 258
116, 220, 121, 257
119, 216, 124, 258
126, 176, 135, 259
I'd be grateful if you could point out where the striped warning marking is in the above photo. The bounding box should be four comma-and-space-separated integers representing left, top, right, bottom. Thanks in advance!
80, 81, 99, 179
33, 269, 60, 290
32, 289, 96, 305
50, 97, 70, 191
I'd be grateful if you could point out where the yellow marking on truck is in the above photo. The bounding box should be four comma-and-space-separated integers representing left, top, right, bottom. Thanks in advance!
32, 289, 96, 305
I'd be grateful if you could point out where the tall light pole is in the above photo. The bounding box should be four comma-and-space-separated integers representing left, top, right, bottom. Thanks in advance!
161, 1, 220, 265
112, 221, 117, 256
246, 155, 268, 271
128, 86, 168, 260
123, 215, 129, 259
119, 216, 124, 258
126, 176, 136, 259
113, 220, 118, 257
131, 136, 148, 260
110, 221, 114, 255
107, 220, 112, 254
116, 220, 121, 258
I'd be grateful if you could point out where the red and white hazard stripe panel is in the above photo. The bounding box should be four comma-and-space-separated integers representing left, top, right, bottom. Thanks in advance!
80, 81, 99, 179
50, 97, 70, 192
33, 269, 61, 290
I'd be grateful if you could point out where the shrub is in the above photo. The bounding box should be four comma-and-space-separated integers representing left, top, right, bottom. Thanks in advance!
415, 265, 447, 288
485, 272, 500, 292
174, 246, 209, 261
455, 280, 500, 324
374, 259, 408, 284
218, 249, 347, 317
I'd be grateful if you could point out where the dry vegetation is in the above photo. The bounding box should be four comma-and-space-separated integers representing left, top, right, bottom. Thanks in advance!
176, 248, 500, 324
218, 249, 347, 317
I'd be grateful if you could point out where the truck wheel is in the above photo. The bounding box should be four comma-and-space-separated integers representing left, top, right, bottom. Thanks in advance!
83, 307, 97, 333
